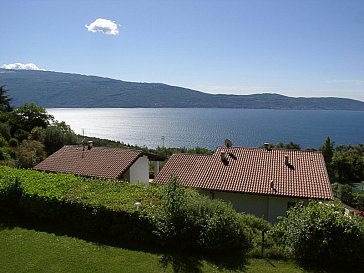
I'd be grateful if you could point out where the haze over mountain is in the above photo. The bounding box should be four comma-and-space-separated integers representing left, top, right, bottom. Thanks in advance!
1, 69, 364, 110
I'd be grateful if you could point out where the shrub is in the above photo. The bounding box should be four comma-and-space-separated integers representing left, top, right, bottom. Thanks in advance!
272, 201, 364, 266
353, 193, 364, 211
0, 122, 11, 140
241, 214, 282, 259
151, 177, 252, 253
0, 136, 7, 147
339, 184, 364, 211
8, 138, 19, 147
0, 147, 12, 161
340, 184, 353, 205
17, 140, 46, 168
0, 176, 23, 211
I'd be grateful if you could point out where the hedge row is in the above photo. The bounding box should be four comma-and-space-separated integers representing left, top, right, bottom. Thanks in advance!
0, 166, 253, 253
0, 166, 159, 243
0, 166, 156, 209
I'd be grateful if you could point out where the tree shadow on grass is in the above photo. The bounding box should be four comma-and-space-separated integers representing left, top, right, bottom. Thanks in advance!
297, 260, 364, 273
159, 253, 203, 273
0, 212, 249, 273
158, 251, 248, 273
0, 210, 160, 253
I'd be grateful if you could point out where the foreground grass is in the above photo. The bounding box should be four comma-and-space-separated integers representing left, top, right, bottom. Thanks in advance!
0, 223, 306, 273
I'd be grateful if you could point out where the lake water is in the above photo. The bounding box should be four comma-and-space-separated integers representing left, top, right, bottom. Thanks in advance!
47, 108, 364, 150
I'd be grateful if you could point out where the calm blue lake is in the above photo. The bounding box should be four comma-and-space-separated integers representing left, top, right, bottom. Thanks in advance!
47, 108, 364, 150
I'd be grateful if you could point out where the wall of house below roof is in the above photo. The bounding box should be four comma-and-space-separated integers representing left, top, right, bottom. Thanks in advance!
200, 190, 307, 224
127, 155, 149, 185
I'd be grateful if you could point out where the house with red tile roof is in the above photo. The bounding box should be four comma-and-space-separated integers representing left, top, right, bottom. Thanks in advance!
34, 145, 165, 184
153, 146, 333, 223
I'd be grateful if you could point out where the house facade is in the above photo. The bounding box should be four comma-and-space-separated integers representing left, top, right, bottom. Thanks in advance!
120, 155, 149, 183
153, 147, 333, 223
200, 191, 306, 223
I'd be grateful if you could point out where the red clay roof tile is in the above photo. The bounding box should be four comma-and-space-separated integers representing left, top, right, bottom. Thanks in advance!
153, 147, 333, 199
34, 145, 143, 180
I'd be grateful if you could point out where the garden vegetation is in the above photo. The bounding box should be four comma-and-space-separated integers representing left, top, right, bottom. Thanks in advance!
1, 85, 364, 269
272, 201, 364, 268
0, 166, 254, 254
1, 165, 363, 268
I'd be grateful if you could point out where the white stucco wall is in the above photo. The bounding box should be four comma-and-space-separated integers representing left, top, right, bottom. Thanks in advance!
126, 155, 149, 184
201, 190, 306, 223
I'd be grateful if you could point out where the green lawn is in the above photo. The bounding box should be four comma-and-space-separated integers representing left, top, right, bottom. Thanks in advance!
0, 222, 307, 273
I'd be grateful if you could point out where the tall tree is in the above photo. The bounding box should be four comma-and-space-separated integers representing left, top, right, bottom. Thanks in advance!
321, 136, 334, 164
0, 85, 12, 112
42, 121, 78, 155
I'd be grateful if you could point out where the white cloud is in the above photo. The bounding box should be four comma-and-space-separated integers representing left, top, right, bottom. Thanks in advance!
85, 18, 119, 35
1, 63, 44, 70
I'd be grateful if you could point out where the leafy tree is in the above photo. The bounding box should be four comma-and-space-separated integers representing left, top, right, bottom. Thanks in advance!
0, 85, 12, 112
272, 201, 364, 266
331, 146, 364, 183
11, 103, 54, 133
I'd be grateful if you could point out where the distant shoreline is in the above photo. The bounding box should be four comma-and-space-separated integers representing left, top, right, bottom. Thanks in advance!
2, 69, 364, 111
46, 107, 364, 111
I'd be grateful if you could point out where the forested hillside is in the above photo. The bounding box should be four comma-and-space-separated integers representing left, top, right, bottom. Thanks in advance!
1, 69, 364, 110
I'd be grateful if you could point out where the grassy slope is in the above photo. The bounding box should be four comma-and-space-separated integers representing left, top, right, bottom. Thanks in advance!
0, 224, 306, 273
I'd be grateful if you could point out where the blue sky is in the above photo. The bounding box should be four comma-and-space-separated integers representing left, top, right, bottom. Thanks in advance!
1, 0, 364, 101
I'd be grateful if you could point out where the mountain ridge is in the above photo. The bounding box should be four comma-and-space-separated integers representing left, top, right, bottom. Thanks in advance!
1, 69, 363, 110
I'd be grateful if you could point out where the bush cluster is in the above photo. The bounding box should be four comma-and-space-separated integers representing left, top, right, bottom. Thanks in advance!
150, 177, 252, 253
0, 85, 79, 168
332, 183, 364, 211
272, 201, 364, 266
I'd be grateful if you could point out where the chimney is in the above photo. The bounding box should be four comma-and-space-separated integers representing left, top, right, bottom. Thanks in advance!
270, 179, 276, 192
284, 155, 289, 165
87, 141, 94, 150
220, 151, 227, 161
264, 142, 272, 151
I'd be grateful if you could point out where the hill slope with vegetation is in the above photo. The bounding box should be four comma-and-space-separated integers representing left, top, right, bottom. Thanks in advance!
1, 69, 364, 110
